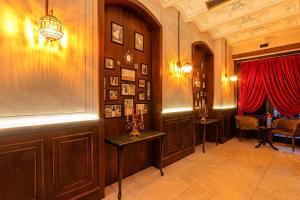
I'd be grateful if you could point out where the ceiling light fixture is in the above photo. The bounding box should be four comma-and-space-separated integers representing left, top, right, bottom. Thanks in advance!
176, 11, 192, 74
39, 1, 64, 42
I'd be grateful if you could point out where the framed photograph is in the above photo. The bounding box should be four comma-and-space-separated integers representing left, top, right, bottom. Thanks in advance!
111, 22, 123, 45
196, 71, 200, 77
141, 63, 148, 75
139, 92, 146, 101
109, 90, 119, 101
200, 62, 204, 70
196, 92, 199, 98
147, 81, 151, 100
194, 78, 201, 88
202, 73, 206, 79
105, 57, 114, 69
121, 83, 135, 96
203, 82, 206, 89
134, 32, 144, 51
136, 103, 148, 115
109, 76, 119, 87
201, 99, 206, 107
104, 77, 107, 101
124, 99, 134, 116
121, 68, 136, 82
105, 104, 122, 118
138, 79, 146, 88
200, 91, 203, 97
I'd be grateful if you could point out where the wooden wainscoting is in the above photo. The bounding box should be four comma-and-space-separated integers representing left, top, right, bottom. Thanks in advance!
213, 108, 237, 143
162, 111, 194, 167
0, 121, 103, 200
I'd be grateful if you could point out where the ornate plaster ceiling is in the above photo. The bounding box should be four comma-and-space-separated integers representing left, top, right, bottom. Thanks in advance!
160, 0, 300, 44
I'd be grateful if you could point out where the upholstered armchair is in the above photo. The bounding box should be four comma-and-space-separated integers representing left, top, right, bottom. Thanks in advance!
272, 118, 300, 151
235, 116, 260, 142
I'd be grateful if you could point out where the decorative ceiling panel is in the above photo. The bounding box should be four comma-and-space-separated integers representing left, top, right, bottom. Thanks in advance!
160, 0, 300, 44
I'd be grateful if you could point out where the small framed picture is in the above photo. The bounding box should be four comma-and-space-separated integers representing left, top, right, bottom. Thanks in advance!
200, 91, 203, 96
201, 99, 206, 107
124, 50, 134, 65
134, 32, 144, 51
136, 103, 148, 114
196, 71, 200, 77
109, 76, 119, 87
109, 90, 119, 101
138, 79, 146, 88
146, 81, 151, 100
121, 83, 135, 96
111, 22, 123, 45
200, 62, 204, 70
203, 82, 206, 89
105, 104, 122, 118
194, 78, 201, 88
124, 99, 134, 116
105, 57, 114, 69
202, 73, 206, 79
121, 68, 136, 82
139, 92, 146, 101
141, 63, 148, 75
196, 92, 199, 98
104, 77, 107, 101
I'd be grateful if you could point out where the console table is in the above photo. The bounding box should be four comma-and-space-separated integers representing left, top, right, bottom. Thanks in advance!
195, 119, 219, 153
105, 131, 165, 200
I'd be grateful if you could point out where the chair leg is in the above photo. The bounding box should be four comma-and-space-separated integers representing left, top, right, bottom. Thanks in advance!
292, 137, 295, 152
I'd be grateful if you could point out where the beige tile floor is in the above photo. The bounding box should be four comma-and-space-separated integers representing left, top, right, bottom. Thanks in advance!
104, 138, 300, 200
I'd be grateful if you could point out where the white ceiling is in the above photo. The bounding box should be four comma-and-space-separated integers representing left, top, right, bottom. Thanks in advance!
160, 0, 300, 44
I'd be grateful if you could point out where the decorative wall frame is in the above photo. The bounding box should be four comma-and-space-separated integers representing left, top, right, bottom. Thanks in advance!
105, 104, 122, 118
134, 32, 144, 51
124, 99, 134, 116
109, 76, 119, 87
124, 50, 133, 65
111, 22, 124, 45
136, 103, 148, 114
141, 63, 148, 75
105, 57, 115, 69
121, 68, 136, 82
146, 81, 151, 100
121, 83, 135, 96
104, 77, 107, 101
138, 92, 146, 100
109, 90, 119, 101
138, 79, 146, 88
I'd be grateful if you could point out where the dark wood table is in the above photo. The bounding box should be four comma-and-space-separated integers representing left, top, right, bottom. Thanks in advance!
255, 126, 278, 150
195, 119, 219, 153
105, 130, 166, 200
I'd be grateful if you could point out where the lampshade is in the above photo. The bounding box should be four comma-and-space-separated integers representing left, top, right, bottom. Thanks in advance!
181, 62, 193, 73
229, 74, 238, 82
39, 10, 64, 41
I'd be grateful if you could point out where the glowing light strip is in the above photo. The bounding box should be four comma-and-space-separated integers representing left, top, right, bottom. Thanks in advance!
213, 106, 236, 110
162, 107, 193, 114
0, 113, 99, 129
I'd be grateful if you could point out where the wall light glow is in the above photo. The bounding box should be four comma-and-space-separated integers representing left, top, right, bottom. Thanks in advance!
4, 12, 17, 35
0, 114, 99, 129
162, 107, 193, 114
213, 106, 236, 110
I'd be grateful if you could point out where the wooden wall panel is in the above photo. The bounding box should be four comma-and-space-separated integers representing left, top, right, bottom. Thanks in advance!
52, 131, 98, 199
0, 140, 43, 200
162, 112, 194, 167
0, 121, 102, 200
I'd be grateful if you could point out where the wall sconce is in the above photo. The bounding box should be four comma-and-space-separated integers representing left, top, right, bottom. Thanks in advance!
229, 74, 238, 82
39, 3, 64, 42
174, 11, 192, 75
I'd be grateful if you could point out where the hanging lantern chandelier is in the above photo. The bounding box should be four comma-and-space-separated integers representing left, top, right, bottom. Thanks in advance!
39, 9, 64, 41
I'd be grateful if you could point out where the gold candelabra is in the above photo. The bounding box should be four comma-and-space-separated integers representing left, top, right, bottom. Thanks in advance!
199, 104, 208, 122
126, 110, 144, 138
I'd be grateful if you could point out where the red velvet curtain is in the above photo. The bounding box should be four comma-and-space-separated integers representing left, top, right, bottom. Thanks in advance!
238, 62, 267, 115
238, 54, 300, 116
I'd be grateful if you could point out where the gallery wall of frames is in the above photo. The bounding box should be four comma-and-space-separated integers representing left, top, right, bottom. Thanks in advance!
103, 3, 162, 185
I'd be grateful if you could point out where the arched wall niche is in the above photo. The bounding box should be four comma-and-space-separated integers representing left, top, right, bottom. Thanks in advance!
102, 0, 163, 185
